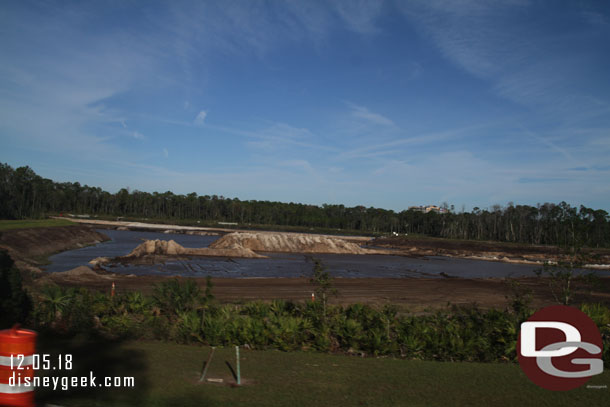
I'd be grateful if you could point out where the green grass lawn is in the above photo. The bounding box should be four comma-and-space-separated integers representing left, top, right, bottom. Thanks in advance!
0, 218, 75, 230
35, 339, 610, 407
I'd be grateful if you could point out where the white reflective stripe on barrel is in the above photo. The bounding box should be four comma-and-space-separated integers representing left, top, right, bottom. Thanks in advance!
0, 383, 34, 394
0, 355, 34, 367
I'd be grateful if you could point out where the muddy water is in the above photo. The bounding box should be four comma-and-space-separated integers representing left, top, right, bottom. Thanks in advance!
46, 229, 606, 278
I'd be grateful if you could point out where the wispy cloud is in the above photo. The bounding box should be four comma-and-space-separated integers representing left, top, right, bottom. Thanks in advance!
349, 104, 395, 127
194, 110, 207, 126
398, 0, 609, 118
333, 0, 384, 34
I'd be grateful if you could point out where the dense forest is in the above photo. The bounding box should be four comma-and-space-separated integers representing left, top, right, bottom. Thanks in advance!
1, 163, 609, 247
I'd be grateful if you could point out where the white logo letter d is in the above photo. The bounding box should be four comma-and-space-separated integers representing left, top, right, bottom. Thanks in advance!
521, 321, 581, 357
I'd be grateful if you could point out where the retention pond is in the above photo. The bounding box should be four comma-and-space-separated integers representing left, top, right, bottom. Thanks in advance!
45, 229, 607, 279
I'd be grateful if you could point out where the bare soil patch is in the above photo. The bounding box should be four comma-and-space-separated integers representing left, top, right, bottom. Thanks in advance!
38, 273, 610, 311
373, 236, 610, 266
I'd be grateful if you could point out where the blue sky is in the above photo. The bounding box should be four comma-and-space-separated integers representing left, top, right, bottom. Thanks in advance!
1, 0, 609, 211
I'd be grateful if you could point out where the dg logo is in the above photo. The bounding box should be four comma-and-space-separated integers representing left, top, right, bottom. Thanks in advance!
518, 305, 604, 391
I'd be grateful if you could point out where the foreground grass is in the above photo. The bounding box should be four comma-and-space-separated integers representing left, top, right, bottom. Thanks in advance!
37, 339, 609, 407
0, 218, 75, 230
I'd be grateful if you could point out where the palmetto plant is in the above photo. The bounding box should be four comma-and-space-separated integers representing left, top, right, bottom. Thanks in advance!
175, 310, 204, 343
333, 315, 364, 350
153, 278, 202, 318
241, 301, 271, 318
37, 285, 71, 324
123, 291, 150, 314
28, 283, 605, 365
267, 315, 311, 351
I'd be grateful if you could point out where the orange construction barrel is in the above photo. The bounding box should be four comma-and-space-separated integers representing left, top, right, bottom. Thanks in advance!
0, 326, 36, 407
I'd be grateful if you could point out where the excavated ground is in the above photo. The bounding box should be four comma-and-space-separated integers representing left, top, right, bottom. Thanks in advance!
35, 274, 610, 311
5, 224, 609, 309
0, 225, 109, 273
373, 236, 610, 266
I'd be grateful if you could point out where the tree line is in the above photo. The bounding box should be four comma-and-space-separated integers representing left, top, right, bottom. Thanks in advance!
1, 163, 609, 247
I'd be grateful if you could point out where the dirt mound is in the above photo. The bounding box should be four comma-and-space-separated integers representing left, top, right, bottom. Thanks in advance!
50, 266, 112, 280
122, 239, 265, 259
126, 239, 187, 256
209, 232, 377, 254
117, 232, 381, 264
89, 257, 111, 266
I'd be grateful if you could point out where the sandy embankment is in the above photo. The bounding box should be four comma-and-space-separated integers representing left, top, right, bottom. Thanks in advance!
0, 226, 109, 273
373, 236, 610, 267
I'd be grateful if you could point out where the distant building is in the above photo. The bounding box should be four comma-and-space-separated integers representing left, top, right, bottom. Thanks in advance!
408, 205, 448, 214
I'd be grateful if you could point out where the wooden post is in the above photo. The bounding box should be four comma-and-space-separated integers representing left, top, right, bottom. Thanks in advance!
199, 347, 215, 382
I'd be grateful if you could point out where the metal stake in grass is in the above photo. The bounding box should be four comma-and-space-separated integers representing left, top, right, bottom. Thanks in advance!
199, 346, 215, 382
235, 345, 241, 386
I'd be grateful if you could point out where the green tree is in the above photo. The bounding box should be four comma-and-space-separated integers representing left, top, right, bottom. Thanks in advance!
310, 258, 337, 321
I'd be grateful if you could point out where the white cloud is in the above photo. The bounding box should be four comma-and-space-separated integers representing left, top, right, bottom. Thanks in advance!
194, 110, 207, 125
333, 0, 384, 34
132, 131, 145, 140
350, 104, 394, 126
163, 148, 169, 158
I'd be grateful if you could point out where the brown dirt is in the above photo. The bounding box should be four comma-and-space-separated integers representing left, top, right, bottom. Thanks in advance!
46, 265, 114, 282
38, 273, 610, 311
373, 236, 610, 265
0, 226, 109, 272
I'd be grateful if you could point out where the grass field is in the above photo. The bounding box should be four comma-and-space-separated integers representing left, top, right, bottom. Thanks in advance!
35, 339, 609, 407
0, 218, 75, 230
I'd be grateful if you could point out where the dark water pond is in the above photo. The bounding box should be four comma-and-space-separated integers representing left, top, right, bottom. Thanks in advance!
45, 229, 219, 273
46, 229, 606, 279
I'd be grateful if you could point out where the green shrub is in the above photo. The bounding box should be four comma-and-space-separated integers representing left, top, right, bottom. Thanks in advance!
30, 286, 610, 365
153, 278, 202, 318
581, 303, 610, 327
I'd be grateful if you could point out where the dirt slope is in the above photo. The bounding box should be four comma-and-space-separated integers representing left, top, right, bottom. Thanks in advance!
373, 236, 610, 266
0, 226, 109, 272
